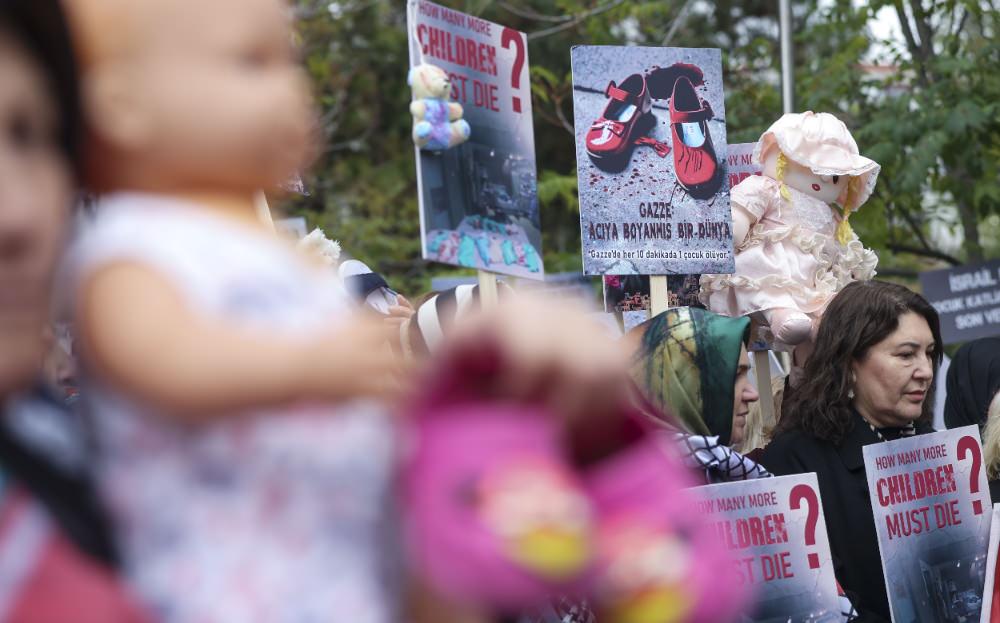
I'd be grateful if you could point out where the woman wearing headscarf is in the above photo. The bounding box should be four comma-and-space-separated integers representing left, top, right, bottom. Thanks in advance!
627, 307, 860, 621
630, 307, 769, 482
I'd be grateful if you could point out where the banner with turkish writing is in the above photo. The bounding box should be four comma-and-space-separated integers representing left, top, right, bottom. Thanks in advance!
863, 426, 992, 622
406, 0, 543, 280
570, 46, 734, 276
697, 473, 840, 620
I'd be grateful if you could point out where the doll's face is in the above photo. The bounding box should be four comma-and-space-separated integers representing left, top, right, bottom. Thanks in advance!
74, 0, 316, 192
0, 28, 72, 395
762, 150, 848, 204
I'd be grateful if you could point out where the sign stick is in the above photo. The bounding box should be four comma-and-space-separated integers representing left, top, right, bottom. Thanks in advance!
254, 191, 276, 233
753, 350, 777, 431
478, 270, 499, 309
649, 275, 669, 317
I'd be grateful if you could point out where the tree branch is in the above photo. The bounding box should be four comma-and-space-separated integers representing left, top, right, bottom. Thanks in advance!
498, 2, 573, 23
908, 0, 936, 62
877, 267, 920, 278
527, 0, 627, 41
892, 0, 931, 86
553, 95, 576, 136
662, 0, 696, 45
886, 243, 962, 266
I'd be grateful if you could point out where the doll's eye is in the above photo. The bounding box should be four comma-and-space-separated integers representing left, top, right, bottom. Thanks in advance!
832, 175, 840, 184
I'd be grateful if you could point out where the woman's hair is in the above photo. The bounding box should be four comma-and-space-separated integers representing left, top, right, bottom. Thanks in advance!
983, 393, 1000, 480
0, 0, 81, 176
775, 281, 943, 445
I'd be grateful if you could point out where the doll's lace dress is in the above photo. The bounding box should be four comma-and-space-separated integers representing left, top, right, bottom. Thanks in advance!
700, 175, 877, 318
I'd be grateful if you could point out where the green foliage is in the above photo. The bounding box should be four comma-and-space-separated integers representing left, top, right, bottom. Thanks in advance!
283, 0, 999, 297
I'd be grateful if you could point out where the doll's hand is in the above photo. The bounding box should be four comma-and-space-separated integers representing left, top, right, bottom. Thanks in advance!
439, 295, 633, 428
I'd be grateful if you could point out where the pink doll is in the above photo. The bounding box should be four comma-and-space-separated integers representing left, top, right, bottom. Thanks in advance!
701, 112, 880, 351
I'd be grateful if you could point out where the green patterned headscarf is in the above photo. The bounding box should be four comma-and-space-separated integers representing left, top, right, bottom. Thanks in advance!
630, 307, 750, 445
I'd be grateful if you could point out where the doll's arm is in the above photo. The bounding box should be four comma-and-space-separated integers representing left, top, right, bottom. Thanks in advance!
77, 262, 402, 420
731, 201, 757, 248
447, 102, 463, 121
729, 176, 771, 248
410, 100, 426, 118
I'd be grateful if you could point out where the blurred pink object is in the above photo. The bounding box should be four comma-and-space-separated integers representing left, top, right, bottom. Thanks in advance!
403, 401, 596, 610
587, 432, 750, 623
404, 356, 748, 619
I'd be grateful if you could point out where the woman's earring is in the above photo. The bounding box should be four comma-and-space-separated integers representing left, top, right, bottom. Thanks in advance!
847, 387, 855, 400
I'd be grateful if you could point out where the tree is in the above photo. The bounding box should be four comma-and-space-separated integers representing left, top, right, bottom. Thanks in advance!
798, 0, 999, 271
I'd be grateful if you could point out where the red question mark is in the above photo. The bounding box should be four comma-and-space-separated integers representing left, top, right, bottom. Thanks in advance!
789, 484, 821, 569
958, 435, 985, 515
500, 28, 525, 113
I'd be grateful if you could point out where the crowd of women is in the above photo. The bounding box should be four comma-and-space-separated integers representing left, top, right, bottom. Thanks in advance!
2, 0, 1000, 622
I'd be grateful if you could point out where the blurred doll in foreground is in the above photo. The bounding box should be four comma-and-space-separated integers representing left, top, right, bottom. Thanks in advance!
63, 1, 641, 621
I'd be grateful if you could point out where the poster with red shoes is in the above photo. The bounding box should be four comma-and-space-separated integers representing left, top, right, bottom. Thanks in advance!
571, 46, 735, 276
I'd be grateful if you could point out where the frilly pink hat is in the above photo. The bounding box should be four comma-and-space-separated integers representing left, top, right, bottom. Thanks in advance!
753, 111, 881, 212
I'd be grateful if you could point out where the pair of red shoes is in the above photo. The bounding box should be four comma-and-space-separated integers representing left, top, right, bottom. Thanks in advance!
585, 65, 720, 197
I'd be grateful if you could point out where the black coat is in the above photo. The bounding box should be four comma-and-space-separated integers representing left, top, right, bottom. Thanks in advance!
761, 412, 934, 623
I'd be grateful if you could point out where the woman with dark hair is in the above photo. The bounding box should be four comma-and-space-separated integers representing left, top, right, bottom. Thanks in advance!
761, 280, 943, 622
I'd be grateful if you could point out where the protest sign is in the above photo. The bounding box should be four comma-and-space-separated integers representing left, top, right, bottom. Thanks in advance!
921, 259, 1000, 344
406, 0, 543, 280
981, 504, 1000, 622
570, 46, 734, 276
697, 474, 841, 621
864, 426, 992, 622
726, 141, 761, 188
602, 274, 703, 313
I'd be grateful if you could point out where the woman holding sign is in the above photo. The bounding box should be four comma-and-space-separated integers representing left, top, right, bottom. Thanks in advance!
762, 280, 942, 621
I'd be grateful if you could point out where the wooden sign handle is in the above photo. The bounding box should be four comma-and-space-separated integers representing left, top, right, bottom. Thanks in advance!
254, 191, 276, 233
649, 275, 668, 317
477, 270, 499, 309
753, 350, 777, 433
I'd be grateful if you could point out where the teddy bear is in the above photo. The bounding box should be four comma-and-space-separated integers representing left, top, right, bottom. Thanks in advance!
700, 111, 880, 353
408, 63, 470, 151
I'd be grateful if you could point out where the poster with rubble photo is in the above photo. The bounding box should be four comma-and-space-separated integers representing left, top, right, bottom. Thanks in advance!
698, 473, 841, 621
571, 46, 734, 276
407, 0, 543, 279
863, 426, 992, 622
602, 274, 704, 314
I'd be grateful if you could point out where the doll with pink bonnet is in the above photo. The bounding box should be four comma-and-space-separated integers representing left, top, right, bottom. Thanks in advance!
701, 112, 880, 351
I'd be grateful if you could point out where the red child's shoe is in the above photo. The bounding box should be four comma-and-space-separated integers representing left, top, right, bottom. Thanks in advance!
669, 76, 720, 197
585, 74, 652, 165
